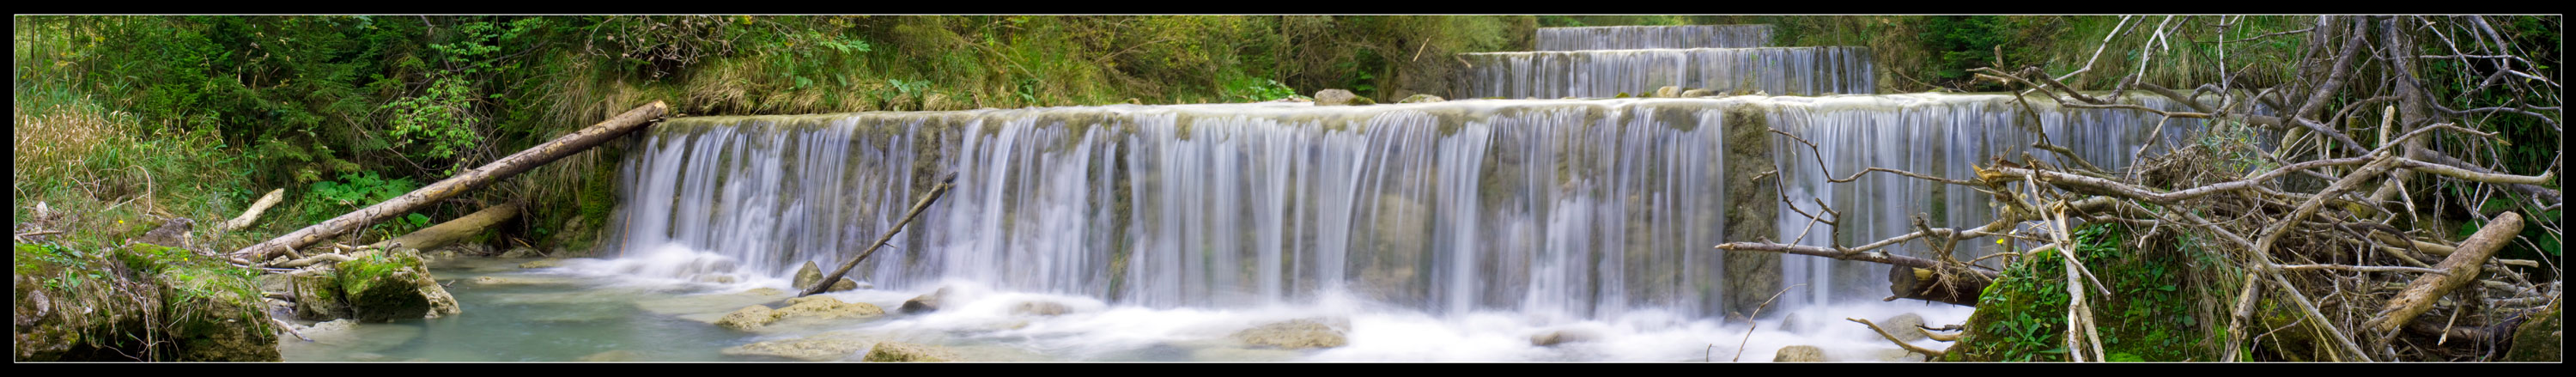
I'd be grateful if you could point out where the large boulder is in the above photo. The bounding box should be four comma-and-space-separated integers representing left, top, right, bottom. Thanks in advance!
1232, 319, 1348, 350
900, 287, 953, 313
863, 342, 960, 362
1773, 345, 1826, 362
335, 249, 461, 322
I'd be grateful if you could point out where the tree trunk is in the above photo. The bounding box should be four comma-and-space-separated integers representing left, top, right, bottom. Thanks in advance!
231, 101, 666, 262
370, 204, 520, 252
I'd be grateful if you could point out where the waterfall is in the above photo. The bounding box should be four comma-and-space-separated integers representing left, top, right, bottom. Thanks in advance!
603, 94, 2213, 319
1535, 25, 1774, 51
1458, 47, 1876, 99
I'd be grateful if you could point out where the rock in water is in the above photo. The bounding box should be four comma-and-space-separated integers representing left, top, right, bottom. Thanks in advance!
499, 247, 540, 258
864, 342, 960, 362
578, 350, 642, 362
1398, 94, 1445, 103
775, 295, 885, 320
714, 305, 779, 331
829, 279, 859, 292
292, 268, 353, 320
1654, 85, 1683, 98
722, 332, 880, 362
1013, 301, 1072, 316
336, 249, 460, 322
1880, 313, 1927, 342
1529, 328, 1600, 347
793, 261, 823, 289
1232, 319, 1348, 350
1680, 88, 1716, 97
519, 258, 562, 269
900, 287, 952, 313
1774, 345, 1826, 362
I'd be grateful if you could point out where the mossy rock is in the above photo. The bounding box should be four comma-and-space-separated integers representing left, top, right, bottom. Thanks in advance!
154, 263, 282, 362
14, 243, 281, 361
15, 243, 164, 361
334, 250, 460, 322
2504, 300, 2561, 362
291, 267, 352, 320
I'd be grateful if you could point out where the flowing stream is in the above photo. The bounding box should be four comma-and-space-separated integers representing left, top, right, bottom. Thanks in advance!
278, 25, 2230, 362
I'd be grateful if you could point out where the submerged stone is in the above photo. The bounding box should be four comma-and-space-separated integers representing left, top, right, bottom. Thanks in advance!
721, 331, 880, 362
1232, 319, 1348, 350
1012, 301, 1072, 317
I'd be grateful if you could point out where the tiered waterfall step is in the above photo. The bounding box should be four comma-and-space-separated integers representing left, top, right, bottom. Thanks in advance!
1458, 46, 1876, 99
1535, 25, 1774, 51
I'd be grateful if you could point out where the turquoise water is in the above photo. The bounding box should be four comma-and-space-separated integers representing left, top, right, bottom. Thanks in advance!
276, 255, 1967, 362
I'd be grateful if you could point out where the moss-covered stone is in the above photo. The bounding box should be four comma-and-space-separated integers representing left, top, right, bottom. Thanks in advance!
12, 243, 281, 362
154, 263, 282, 362
290, 268, 351, 320
2504, 299, 2561, 362
333, 249, 459, 322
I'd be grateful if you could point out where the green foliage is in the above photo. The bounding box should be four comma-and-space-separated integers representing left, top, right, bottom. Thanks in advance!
301, 172, 429, 237
1959, 222, 2228, 362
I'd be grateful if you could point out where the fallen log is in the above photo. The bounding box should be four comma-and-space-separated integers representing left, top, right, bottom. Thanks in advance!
221, 188, 285, 231
801, 173, 957, 297
2366, 211, 2523, 338
232, 101, 667, 262
368, 204, 520, 252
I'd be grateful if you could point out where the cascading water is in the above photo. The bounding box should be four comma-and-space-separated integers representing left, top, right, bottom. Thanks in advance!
609, 100, 1751, 320
601, 94, 2214, 320
1458, 46, 1877, 99
1534, 25, 1774, 51
1762, 94, 2216, 307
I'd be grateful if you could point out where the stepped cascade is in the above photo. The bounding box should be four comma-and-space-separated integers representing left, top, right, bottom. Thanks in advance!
598, 24, 2220, 322
1534, 25, 1773, 51
1461, 24, 1872, 99
1460, 47, 1876, 99
604, 93, 2208, 319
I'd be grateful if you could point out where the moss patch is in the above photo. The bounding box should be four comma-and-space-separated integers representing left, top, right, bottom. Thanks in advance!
1952, 223, 2233, 362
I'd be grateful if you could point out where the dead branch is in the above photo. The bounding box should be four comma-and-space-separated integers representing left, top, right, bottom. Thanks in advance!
1849, 318, 1947, 361
2366, 211, 2524, 342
